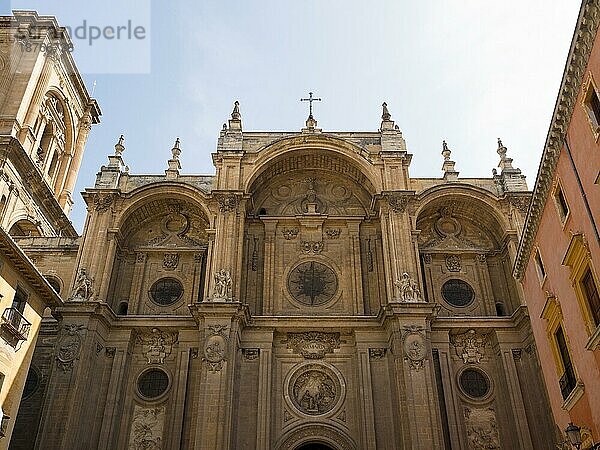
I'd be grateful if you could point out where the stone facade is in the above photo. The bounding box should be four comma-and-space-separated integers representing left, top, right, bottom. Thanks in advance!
8, 95, 558, 449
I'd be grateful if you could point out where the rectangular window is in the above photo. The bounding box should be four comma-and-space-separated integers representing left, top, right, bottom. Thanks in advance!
555, 326, 576, 400
535, 249, 546, 282
590, 88, 600, 125
581, 268, 600, 327
554, 183, 570, 223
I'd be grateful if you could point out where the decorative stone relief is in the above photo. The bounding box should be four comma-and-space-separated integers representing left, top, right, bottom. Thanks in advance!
325, 228, 341, 239
251, 237, 259, 271
300, 241, 324, 254
203, 325, 228, 372
162, 253, 179, 270
282, 228, 299, 240
242, 348, 260, 360
476, 253, 487, 263
136, 328, 178, 364
105, 347, 116, 358
509, 196, 530, 215
451, 329, 488, 364
403, 325, 427, 371
284, 332, 341, 359
136, 253, 146, 264
387, 192, 414, 214
422, 253, 432, 264
366, 238, 374, 272
211, 269, 232, 301
288, 364, 341, 415
214, 193, 240, 213
93, 193, 113, 212
369, 348, 386, 360
394, 272, 423, 302
128, 405, 165, 450
56, 324, 85, 372
445, 254, 462, 272
69, 268, 94, 301
463, 407, 501, 450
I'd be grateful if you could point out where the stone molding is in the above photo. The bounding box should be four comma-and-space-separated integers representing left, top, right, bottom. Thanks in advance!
515, 1, 600, 279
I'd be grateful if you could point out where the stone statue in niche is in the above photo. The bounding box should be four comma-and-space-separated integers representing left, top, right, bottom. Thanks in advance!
70, 268, 94, 301
394, 272, 423, 302
211, 269, 232, 301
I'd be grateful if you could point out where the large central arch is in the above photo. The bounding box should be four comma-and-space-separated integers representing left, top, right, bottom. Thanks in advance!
277, 424, 356, 450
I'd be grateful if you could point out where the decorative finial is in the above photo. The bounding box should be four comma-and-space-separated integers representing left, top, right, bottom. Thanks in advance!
300, 91, 322, 120
114, 134, 125, 156
171, 137, 181, 160
442, 140, 451, 160
382, 102, 391, 120
497, 137, 507, 160
231, 101, 240, 120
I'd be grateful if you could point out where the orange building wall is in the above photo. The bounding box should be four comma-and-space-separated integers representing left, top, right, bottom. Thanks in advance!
522, 27, 600, 439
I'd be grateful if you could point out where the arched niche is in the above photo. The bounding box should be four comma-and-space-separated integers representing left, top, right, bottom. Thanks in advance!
416, 194, 520, 317
8, 219, 42, 237
242, 149, 385, 316
106, 196, 210, 315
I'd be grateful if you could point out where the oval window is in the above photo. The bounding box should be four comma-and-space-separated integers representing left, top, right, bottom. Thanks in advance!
149, 278, 183, 306
441, 279, 474, 307
459, 368, 490, 398
137, 368, 170, 399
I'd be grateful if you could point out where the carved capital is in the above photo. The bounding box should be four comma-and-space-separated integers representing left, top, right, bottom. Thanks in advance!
385, 191, 415, 214
213, 192, 241, 213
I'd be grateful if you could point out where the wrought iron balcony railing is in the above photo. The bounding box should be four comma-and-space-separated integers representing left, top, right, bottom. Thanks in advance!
0, 308, 31, 349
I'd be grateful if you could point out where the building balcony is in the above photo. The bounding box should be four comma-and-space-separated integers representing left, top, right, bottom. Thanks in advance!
0, 308, 31, 349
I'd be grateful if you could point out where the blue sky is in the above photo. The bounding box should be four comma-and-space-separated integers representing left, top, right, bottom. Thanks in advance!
5, 1, 581, 231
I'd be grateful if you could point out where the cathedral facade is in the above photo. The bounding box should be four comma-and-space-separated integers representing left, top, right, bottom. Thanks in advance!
12, 101, 559, 449
1, 11, 561, 450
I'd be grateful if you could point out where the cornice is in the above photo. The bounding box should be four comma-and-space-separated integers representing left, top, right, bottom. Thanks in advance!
514, 0, 600, 279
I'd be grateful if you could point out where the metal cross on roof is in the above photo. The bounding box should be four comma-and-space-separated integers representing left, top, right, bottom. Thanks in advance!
300, 92, 321, 119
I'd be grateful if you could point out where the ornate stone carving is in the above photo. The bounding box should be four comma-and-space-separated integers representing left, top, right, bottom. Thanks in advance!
366, 238, 374, 272
242, 348, 260, 360
325, 228, 341, 239
135, 328, 178, 364
203, 325, 228, 372
56, 324, 85, 372
509, 195, 531, 215
387, 192, 414, 214
282, 228, 299, 240
451, 329, 488, 364
128, 405, 165, 450
463, 407, 501, 450
288, 364, 341, 415
105, 347, 116, 358
369, 348, 386, 360
136, 252, 146, 264
162, 253, 179, 270
93, 194, 113, 212
211, 269, 232, 301
251, 237, 259, 271
69, 268, 94, 301
214, 193, 240, 213
300, 241, 324, 254
422, 253, 432, 264
394, 272, 423, 302
403, 325, 427, 371
476, 253, 487, 263
512, 348, 522, 361
285, 332, 341, 359
445, 254, 461, 272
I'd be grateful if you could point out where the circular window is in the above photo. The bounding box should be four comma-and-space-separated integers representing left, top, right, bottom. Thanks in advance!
23, 368, 40, 399
459, 368, 490, 398
149, 278, 183, 306
287, 261, 338, 306
137, 368, 170, 399
441, 279, 474, 307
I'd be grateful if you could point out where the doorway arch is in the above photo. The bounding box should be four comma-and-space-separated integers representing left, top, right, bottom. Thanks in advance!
277, 424, 356, 450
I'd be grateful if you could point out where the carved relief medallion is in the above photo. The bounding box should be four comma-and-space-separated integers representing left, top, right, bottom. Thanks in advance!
286, 363, 344, 416
403, 326, 427, 371
203, 325, 228, 372
445, 254, 462, 272
56, 324, 85, 372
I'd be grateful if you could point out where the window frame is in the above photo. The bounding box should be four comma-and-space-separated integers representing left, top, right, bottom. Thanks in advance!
562, 233, 600, 349
552, 179, 570, 226
582, 73, 600, 141
534, 247, 547, 285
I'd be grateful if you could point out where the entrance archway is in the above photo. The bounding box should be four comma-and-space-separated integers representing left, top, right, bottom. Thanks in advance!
296, 444, 335, 450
